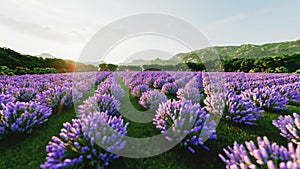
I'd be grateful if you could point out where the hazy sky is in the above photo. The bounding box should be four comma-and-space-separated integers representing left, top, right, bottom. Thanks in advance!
0, 0, 299, 63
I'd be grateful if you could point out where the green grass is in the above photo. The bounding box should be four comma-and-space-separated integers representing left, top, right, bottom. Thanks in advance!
1, 79, 300, 169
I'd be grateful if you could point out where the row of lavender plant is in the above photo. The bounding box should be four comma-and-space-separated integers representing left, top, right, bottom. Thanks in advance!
118, 71, 300, 127
40, 71, 300, 168
215, 73, 300, 168
41, 72, 128, 169
220, 109, 300, 168
203, 72, 300, 125
0, 72, 109, 140
118, 71, 217, 153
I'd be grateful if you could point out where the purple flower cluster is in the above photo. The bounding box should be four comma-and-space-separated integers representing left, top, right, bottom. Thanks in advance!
243, 86, 288, 111
161, 83, 179, 95
203, 76, 226, 116
185, 73, 203, 90
81, 111, 128, 154
15, 87, 37, 102
36, 86, 73, 108
224, 92, 264, 125
277, 84, 300, 103
131, 84, 150, 98
177, 87, 201, 104
95, 74, 124, 101
79, 93, 120, 117
41, 115, 128, 169
129, 79, 144, 90
154, 100, 216, 153
0, 93, 15, 110
153, 78, 166, 89
273, 113, 300, 144
139, 90, 167, 110
8, 72, 107, 109
42, 72, 127, 169
0, 101, 52, 135
219, 136, 300, 169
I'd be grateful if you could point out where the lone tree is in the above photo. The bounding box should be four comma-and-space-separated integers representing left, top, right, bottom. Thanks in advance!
98, 63, 118, 71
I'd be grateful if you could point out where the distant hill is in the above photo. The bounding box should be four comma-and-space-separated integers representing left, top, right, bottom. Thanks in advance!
124, 58, 179, 66
37, 53, 56, 59
0, 47, 97, 74
122, 59, 149, 66
124, 39, 300, 65
176, 39, 300, 63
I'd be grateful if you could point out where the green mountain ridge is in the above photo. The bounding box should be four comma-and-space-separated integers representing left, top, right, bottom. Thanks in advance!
126, 39, 300, 65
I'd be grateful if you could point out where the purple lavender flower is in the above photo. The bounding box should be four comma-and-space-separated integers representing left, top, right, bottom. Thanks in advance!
96, 82, 125, 101
35, 86, 73, 109
0, 101, 52, 134
81, 111, 128, 154
243, 86, 288, 111
224, 92, 264, 125
15, 87, 37, 102
219, 136, 300, 169
41, 112, 128, 169
131, 84, 150, 98
35, 88, 59, 108
154, 100, 216, 153
153, 78, 166, 89
203, 91, 225, 116
0, 93, 15, 110
273, 113, 300, 145
161, 83, 179, 95
139, 90, 167, 110
277, 84, 300, 103
166, 76, 175, 83
129, 80, 144, 90
78, 93, 120, 116
177, 87, 201, 104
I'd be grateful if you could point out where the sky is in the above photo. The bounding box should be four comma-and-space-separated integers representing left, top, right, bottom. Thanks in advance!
0, 0, 299, 64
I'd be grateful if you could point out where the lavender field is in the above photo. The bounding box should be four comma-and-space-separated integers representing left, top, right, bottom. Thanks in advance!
0, 71, 300, 169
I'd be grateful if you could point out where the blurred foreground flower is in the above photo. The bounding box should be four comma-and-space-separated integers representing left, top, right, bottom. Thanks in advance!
219, 136, 300, 169
273, 113, 300, 145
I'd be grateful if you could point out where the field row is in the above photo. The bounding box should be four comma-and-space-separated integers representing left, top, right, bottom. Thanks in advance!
1, 72, 300, 168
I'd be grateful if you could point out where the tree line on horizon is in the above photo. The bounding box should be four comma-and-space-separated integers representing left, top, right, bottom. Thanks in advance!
102, 53, 300, 73
0, 47, 97, 75
1, 46, 300, 75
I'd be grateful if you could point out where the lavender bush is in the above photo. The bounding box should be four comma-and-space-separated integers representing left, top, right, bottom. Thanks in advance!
36, 86, 73, 109
224, 92, 264, 125
273, 113, 300, 145
0, 93, 15, 109
0, 101, 52, 135
243, 87, 288, 111
96, 83, 125, 101
153, 78, 166, 89
154, 100, 216, 153
219, 136, 300, 169
15, 87, 37, 102
41, 114, 128, 169
177, 87, 201, 104
161, 83, 179, 95
131, 84, 150, 98
139, 90, 167, 110
78, 93, 120, 116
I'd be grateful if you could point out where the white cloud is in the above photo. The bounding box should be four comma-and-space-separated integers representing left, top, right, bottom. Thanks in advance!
0, 14, 86, 43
